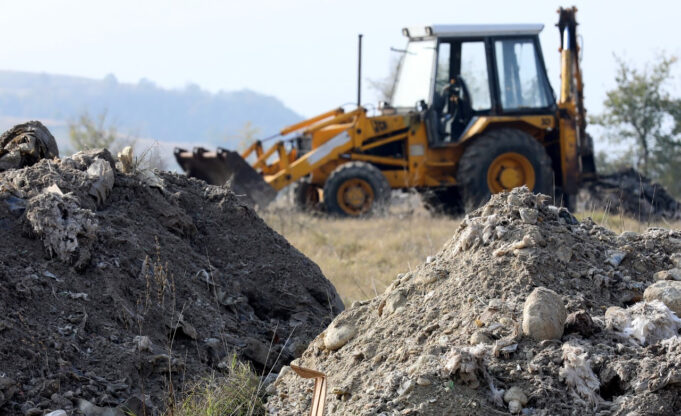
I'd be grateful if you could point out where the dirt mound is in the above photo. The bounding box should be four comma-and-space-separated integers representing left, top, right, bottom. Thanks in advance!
269, 187, 681, 415
0, 149, 343, 415
578, 168, 681, 220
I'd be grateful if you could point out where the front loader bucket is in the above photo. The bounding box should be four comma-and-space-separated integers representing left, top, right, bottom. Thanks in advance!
174, 147, 278, 208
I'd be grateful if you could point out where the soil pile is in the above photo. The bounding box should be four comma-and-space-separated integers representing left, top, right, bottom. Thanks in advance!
269, 187, 681, 415
579, 168, 681, 220
0, 146, 343, 415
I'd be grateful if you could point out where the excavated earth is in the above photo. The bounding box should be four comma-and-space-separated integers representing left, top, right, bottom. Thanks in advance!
579, 168, 681, 220
269, 187, 681, 416
0, 150, 343, 415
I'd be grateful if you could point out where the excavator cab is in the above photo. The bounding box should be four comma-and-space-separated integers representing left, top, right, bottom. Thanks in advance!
392, 25, 555, 145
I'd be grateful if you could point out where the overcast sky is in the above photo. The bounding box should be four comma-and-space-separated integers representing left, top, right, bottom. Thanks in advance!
0, 0, 679, 122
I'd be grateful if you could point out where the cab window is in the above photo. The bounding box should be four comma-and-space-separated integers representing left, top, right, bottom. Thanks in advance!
391, 40, 437, 108
494, 38, 551, 110
460, 41, 491, 111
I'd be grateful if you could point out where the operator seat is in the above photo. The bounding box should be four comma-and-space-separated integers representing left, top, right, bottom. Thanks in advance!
449, 75, 474, 140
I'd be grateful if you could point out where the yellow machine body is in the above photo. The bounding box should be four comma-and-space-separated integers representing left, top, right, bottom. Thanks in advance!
174, 7, 593, 215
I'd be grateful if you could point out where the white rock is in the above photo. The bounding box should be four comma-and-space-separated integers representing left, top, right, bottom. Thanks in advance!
324, 324, 356, 351
469, 331, 493, 345
606, 250, 627, 267
275, 365, 291, 385
671, 253, 681, 267
383, 290, 407, 316
117, 146, 134, 173
86, 158, 115, 205
556, 245, 572, 263
45, 411, 67, 416
407, 354, 438, 376
507, 193, 523, 207
519, 208, 538, 224
416, 376, 432, 386
133, 335, 152, 352
397, 379, 414, 396
605, 306, 629, 331
508, 400, 522, 414
644, 281, 681, 316
503, 386, 528, 405
522, 287, 566, 341
656, 268, 681, 281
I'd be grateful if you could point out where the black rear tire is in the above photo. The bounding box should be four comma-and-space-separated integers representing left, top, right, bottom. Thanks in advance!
292, 176, 321, 211
420, 187, 464, 216
323, 162, 391, 217
456, 128, 554, 212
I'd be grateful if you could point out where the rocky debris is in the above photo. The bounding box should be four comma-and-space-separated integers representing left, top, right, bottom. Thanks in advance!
503, 386, 528, 414
116, 146, 134, 173
654, 268, 681, 281
25, 185, 98, 269
578, 168, 681, 220
269, 187, 681, 415
0, 124, 343, 414
0, 121, 59, 171
564, 310, 598, 337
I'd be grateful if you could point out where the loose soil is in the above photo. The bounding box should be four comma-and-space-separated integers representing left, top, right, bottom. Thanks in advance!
269, 187, 681, 415
579, 168, 681, 220
0, 151, 343, 415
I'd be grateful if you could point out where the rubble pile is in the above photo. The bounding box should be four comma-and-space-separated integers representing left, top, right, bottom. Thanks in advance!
269, 187, 681, 415
0, 135, 343, 414
579, 168, 681, 220
0, 121, 59, 171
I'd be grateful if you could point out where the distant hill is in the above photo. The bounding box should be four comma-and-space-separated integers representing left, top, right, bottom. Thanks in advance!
0, 71, 303, 151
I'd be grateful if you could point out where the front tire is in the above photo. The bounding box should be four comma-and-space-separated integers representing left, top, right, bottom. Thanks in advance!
323, 162, 391, 217
456, 128, 554, 211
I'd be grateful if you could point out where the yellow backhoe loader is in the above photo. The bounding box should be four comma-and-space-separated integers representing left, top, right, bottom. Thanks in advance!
175, 7, 595, 216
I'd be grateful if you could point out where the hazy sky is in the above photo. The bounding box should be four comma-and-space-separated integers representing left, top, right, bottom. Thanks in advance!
0, 0, 679, 122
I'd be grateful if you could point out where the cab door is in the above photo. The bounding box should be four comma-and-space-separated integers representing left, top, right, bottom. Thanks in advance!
430, 39, 494, 144
491, 36, 555, 114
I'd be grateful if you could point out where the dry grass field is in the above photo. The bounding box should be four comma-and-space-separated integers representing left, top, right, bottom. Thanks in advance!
262, 194, 460, 304
263, 196, 681, 305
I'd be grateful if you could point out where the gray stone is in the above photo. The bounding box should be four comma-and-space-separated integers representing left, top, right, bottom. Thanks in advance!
605, 306, 629, 331
606, 250, 627, 267
324, 324, 356, 351
522, 287, 566, 341
504, 386, 528, 405
383, 290, 407, 316
469, 331, 493, 345
87, 159, 115, 206
519, 208, 538, 224
644, 281, 681, 316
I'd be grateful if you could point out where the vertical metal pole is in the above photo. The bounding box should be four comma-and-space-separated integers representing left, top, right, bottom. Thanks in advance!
357, 34, 363, 108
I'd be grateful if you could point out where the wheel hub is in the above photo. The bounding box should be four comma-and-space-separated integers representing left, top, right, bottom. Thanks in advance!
337, 178, 374, 215
487, 152, 536, 193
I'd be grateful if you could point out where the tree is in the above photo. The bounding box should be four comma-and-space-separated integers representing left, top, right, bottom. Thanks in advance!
68, 111, 169, 171
233, 121, 261, 152
590, 54, 679, 175
368, 56, 401, 103
69, 111, 125, 152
